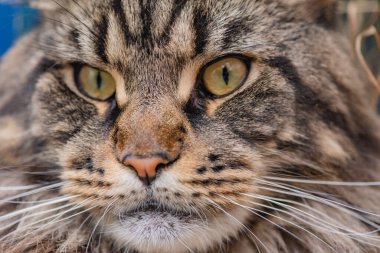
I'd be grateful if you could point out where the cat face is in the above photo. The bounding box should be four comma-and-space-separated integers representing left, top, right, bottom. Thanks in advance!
2, 0, 379, 252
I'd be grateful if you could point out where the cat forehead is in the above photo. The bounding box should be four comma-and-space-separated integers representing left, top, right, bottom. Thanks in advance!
37, 0, 337, 72
40, 1, 282, 62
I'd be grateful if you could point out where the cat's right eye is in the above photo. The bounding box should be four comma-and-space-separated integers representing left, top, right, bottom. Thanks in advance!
74, 65, 116, 101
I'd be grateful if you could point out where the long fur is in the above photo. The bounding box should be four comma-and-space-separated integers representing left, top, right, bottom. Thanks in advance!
0, 1, 380, 252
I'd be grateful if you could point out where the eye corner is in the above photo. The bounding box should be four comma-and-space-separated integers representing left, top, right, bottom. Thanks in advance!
197, 54, 252, 99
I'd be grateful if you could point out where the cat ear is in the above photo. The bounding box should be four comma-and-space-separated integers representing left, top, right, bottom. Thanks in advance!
285, 0, 337, 28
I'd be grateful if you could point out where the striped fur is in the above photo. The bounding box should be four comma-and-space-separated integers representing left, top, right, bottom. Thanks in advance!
0, 0, 380, 252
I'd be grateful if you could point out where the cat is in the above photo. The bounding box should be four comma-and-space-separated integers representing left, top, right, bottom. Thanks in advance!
0, 0, 380, 252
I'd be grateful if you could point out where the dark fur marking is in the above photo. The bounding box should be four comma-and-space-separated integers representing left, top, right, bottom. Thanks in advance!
193, 8, 209, 55
265, 56, 351, 135
227, 160, 247, 169
196, 166, 207, 174
112, 0, 135, 44
97, 168, 105, 176
192, 192, 201, 197
191, 178, 245, 186
139, 0, 155, 48
159, 0, 188, 45
179, 125, 187, 134
69, 28, 81, 49
94, 14, 110, 63
84, 158, 94, 173
221, 18, 251, 50
208, 191, 216, 197
53, 127, 82, 144
208, 154, 220, 162
73, 179, 112, 187
211, 165, 225, 173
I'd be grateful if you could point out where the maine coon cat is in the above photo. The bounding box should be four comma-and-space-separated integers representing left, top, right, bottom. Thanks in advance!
0, 0, 380, 252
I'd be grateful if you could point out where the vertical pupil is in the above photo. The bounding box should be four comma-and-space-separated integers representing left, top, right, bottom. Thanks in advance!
96, 71, 102, 89
222, 65, 229, 86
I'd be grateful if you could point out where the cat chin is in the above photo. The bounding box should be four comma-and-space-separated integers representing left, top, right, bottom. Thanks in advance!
104, 207, 251, 253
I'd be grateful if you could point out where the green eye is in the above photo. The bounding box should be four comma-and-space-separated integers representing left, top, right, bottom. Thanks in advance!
202, 57, 249, 97
77, 66, 116, 101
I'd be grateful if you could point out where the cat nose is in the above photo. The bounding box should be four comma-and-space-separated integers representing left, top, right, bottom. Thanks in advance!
123, 156, 170, 186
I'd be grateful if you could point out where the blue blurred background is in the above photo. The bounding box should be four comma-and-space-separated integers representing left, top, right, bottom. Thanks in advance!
0, 2, 39, 56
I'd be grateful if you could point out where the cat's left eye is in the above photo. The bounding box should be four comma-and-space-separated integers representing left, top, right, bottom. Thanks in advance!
74, 65, 116, 101
201, 56, 249, 97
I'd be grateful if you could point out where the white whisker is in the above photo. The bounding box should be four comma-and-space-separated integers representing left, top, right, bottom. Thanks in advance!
241, 193, 380, 247
86, 200, 115, 253
0, 201, 77, 232
178, 237, 196, 253
205, 198, 267, 253
263, 176, 380, 186
0, 185, 40, 191
0, 195, 76, 222
257, 180, 380, 218
217, 194, 338, 252
0, 182, 64, 203
243, 193, 380, 237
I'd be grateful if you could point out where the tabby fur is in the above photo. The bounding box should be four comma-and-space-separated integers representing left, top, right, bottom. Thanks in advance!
0, 0, 380, 252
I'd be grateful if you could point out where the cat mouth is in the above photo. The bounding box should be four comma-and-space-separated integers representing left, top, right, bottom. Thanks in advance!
120, 199, 194, 218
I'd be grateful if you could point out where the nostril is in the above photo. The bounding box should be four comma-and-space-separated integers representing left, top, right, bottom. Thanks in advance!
156, 163, 166, 174
122, 156, 170, 185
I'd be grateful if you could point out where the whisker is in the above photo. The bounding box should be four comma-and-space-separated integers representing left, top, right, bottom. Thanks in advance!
178, 237, 196, 253
86, 200, 115, 253
0, 182, 64, 203
256, 182, 380, 233
37, 197, 96, 229
0, 197, 95, 242
216, 194, 337, 252
0, 195, 75, 222
241, 193, 380, 247
263, 176, 380, 186
0, 185, 40, 191
0, 201, 78, 233
243, 192, 380, 237
257, 180, 380, 217
205, 198, 267, 253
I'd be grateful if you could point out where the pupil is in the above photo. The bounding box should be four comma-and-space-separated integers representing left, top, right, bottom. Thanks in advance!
222, 65, 229, 86
96, 72, 102, 89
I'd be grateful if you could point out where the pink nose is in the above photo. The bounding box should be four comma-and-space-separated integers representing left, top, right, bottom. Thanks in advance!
123, 157, 169, 185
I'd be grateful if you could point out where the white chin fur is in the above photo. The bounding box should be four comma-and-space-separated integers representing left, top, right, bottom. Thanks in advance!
104, 207, 251, 253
